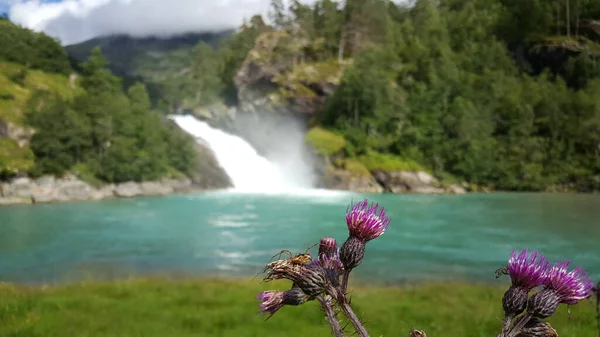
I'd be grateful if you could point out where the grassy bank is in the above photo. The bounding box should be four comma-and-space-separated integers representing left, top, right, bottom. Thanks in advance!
0, 278, 597, 337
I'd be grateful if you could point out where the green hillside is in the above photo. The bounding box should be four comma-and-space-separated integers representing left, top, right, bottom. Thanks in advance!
0, 18, 199, 183
0, 61, 81, 124
66, 31, 233, 78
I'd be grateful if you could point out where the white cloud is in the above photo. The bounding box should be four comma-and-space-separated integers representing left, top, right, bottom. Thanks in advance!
8, 0, 284, 45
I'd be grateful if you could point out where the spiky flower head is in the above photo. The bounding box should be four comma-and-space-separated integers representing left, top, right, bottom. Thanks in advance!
257, 290, 285, 316
544, 260, 593, 305
314, 251, 344, 287
319, 237, 338, 258
527, 260, 594, 319
256, 286, 311, 317
345, 199, 390, 242
502, 249, 550, 316
507, 249, 550, 290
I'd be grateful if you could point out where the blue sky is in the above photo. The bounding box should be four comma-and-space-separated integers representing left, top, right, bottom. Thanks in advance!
1, 0, 59, 16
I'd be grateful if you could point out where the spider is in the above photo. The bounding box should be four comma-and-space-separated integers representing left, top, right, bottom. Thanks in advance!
254, 243, 318, 280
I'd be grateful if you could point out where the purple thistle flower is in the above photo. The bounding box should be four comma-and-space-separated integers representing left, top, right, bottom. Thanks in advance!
315, 252, 344, 276
256, 286, 312, 317
257, 290, 285, 315
501, 249, 550, 316
345, 199, 390, 242
507, 249, 550, 290
544, 260, 594, 305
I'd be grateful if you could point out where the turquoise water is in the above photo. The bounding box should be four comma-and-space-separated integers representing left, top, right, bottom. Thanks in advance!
0, 190, 599, 285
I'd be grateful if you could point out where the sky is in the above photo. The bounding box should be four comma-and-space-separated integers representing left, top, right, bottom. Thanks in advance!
3, 0, 304, 45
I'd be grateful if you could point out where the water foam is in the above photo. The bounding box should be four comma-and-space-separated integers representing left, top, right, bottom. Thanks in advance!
169, 114, 351, 198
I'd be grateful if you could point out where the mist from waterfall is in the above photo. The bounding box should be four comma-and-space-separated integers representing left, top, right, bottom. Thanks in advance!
169, 114, 319, 194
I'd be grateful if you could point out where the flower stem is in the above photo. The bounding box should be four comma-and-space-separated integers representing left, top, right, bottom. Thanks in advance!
507, 313, 533, 337
340, 300, 370, 337
496, 314, 513, 337
341, 270, 351, 294
318, 295, 344, 337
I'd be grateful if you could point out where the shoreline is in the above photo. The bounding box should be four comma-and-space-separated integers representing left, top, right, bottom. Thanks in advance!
0, 272, 509, 289
0, 174, 221, 207
1, 176, 598, 207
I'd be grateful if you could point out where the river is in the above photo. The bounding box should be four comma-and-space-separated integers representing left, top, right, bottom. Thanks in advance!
0, 190, 598, 285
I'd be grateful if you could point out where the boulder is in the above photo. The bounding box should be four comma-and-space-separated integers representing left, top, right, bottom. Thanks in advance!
321, 169, 384, 194
447, 184, 467, 194
373, 170, 445, 194
114, 182, 143, 198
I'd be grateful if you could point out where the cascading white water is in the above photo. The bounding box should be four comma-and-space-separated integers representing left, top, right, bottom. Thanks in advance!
169, 114, 313, 193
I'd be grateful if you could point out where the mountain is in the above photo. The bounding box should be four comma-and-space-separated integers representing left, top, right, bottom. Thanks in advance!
66, 31, 233, 78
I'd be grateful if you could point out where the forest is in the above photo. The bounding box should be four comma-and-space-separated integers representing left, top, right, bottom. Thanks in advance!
2, 0, 600, 191
153, 0, 600, 192
0, 18, 199, 184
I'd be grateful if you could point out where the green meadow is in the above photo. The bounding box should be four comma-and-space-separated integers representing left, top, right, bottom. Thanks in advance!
0, 278, 597, 337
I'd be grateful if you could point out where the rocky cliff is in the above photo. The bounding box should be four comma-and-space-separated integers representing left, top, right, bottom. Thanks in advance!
233, 31, 347, 120
203, 32, 467, 194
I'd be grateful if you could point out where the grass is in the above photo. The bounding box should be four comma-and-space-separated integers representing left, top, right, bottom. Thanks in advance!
341, 159, 371, 176
305, 127, 347, 156
0, 60, 81, 125
0, 137, 35, 174
0, 278, 597, 337
358, 151, 427, 173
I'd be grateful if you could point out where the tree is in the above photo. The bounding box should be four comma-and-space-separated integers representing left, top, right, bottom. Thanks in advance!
269, 0, 289, 29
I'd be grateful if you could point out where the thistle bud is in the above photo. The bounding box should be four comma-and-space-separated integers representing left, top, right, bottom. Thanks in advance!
340, 235, 366, 270
319, 237, 338, 258
502, 286, 529, 316
314, 252, 344, 287
527, 288, 561, 318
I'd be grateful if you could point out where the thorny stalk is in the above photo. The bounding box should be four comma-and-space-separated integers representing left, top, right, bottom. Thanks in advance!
497, 314, 513, 337
506, 312, 533, 337
339, 300, 370, 337
341, 270, 351, 295
318, 295, 344, 337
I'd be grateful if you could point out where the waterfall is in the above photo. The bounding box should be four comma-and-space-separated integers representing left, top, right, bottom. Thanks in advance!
169, 114, 315, 194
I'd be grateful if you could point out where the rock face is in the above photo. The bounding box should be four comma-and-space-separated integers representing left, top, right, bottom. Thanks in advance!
189, 143, 232, 189
321, 169, 384, 193
372, 170, 444, 194
234, 31, 346, 120
371, 170, 467, 194
162, 116, 232, 189
0, 120, 35, 147
0, 174, 199, 206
